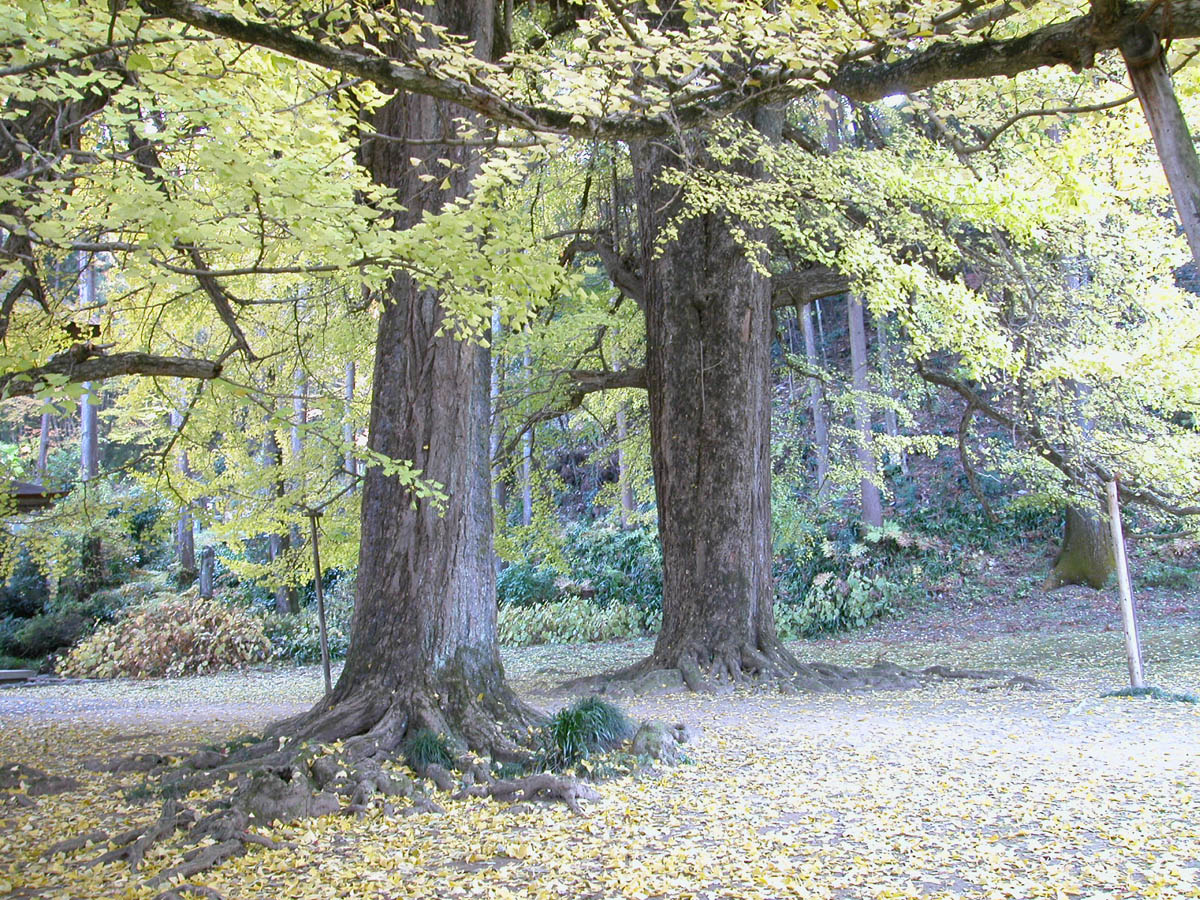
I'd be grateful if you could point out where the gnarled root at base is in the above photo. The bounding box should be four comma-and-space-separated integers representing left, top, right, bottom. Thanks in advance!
75, 682, 601, 888
565, 637, 1052, 695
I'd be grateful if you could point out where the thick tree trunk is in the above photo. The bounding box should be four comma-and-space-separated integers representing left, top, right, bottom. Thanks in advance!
275, 0, 535, 756
848, 295, 884, 528
1043, 506, 1115, 590
630, 121, 791, 686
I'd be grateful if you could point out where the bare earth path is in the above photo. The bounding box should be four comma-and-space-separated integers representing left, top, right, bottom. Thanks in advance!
2, 615, 1198, 899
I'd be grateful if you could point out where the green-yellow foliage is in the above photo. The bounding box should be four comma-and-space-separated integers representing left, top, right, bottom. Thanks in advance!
498, 596, 655, 647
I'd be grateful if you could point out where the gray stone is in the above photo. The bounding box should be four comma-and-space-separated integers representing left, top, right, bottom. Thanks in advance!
632, 721, 681, 764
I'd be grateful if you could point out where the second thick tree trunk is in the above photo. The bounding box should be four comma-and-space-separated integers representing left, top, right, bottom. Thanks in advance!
631, 131, 787, 685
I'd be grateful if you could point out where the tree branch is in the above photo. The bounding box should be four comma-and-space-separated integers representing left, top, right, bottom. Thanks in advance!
0, 352, 221, 399
830, 3, 1198, 103
771, 265, 849, 308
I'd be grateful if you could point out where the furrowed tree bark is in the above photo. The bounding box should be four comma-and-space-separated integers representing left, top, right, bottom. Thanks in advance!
274, 0, 536, 756
628, 108, 795, 686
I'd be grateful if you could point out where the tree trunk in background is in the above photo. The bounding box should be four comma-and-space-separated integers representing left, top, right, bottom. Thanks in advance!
800, 304, 830, 496
79, 386, 98, 481
616, 403, 634, 528
169, 408, 197, 582
288, 376, 307, 587
488, 308, 508, 526
275, 0, 536, 756
875, 317, 907, 476
344, 361, 357, 480
629, 110, 793, 686
814, 298, 828, 366
78, 258, 102, 597
36, 413, 50, 481
848, 294, 884, 528
1043, 506, 1116, 590
198, 546, 215, 600
520, 344, 533, 527
264, 427, 299, 615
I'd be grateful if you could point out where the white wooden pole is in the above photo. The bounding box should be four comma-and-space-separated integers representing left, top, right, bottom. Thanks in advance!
1106, 480, 1146, 689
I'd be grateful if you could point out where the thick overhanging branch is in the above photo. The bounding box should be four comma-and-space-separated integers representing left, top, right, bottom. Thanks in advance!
140, 0, 1199, 142
830, 3, 1200, 103
500, 366, 646, 458
0, 351, 221, 399
771, 266, 849, 308
916, 361, 1200, 519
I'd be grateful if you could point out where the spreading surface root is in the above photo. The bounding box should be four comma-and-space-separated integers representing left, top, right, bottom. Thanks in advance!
61, 689, 600, 888
566, 641, 1052, 696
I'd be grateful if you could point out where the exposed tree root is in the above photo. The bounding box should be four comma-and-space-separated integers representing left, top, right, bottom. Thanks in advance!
454, 773, 602, 815
0, 761, 80, 796
84, 799, 194, 871
145, 839, 246, 887
153, 884, 226, 900
566, 639, 1051, 696
43, 830, 109, 858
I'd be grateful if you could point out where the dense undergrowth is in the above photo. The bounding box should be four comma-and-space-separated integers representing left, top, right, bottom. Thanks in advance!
0, 475, 1188, 678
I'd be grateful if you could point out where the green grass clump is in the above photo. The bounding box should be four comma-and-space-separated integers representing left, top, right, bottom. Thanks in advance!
1101, 685, 1198, 703
403, 728, 456, 771
534, 696, 633, 772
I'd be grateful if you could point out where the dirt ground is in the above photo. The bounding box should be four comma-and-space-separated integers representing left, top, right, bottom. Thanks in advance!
1, 596, 1198, 899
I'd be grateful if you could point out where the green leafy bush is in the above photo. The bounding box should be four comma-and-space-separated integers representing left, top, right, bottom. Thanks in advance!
498, 596, 655, 647
5, 606, 92, 657
773, 570, 896, 639
60, 594, 271, 678
533, 697, 633, 772
496, 562, 559, 608
1138, 561, 1193, 590
261, 608, 351, 663
259, 574, 354, 663
0, 551, 49, 619
560, 525, 663, 619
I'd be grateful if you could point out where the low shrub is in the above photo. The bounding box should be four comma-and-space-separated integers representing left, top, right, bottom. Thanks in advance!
403, 729, 456, 771
0, 551, 49, 619
560, 525, 663, 618
261, 608, 351, 663
7, 606, 92, 657
498, 596, 656, 647
1138, 561, 1193, 590
60, 594, 271, 678
533, 697, 633, 772
773, 569, 896, 639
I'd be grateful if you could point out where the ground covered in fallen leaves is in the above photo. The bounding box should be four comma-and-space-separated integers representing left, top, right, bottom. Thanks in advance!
2, 597, 1198, 899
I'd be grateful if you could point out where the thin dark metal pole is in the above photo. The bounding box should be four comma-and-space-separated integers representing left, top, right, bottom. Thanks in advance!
308, 510, 332, 696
